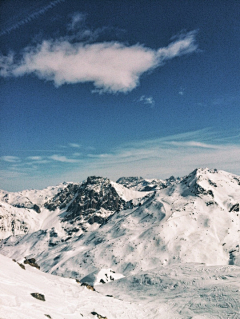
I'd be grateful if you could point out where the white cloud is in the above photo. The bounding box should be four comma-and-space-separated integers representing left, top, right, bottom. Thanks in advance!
49, 155, 80, 163
138, 95, 155, 107
1, 156, 20, 163
0, 31, 197, 93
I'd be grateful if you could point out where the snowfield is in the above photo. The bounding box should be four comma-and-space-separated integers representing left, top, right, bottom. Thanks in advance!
0, 254, 146, 319
0, 168, 240, 318
0, 254, 240, 318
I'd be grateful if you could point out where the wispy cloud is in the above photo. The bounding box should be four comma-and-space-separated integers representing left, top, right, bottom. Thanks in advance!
165, 141, 220, 149
79, 129, 240, 179
73, 152, 81, 157
0, 0, 65, 37
67, 12, 86, 31
178, 87, 185, 95
138, 95, 155, 107
27, 156, 43, 161
0, 31, 197, 93
1, 156, 21, 163
1, 129, 240, 190
49, 154, 80, 163
69, 143, 81, 148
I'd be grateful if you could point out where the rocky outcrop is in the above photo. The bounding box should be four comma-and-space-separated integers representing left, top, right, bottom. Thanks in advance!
24, 257, 40, 269
80, 282, 96, 291
229, 203, 239, 212
44, 183, 80, 211
91, 311, 107, 319
62, 177, 125, 223
30, 293, 45, 301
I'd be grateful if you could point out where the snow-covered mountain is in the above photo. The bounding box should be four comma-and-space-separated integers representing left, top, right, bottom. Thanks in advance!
0, 168, 240, 318
0, 168, 239, 272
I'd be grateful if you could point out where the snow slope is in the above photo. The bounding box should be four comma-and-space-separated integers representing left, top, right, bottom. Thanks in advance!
1, 254, 239, 318
0, 254, 146, 319
98, 263, 240, 318
0, 183, 68, 239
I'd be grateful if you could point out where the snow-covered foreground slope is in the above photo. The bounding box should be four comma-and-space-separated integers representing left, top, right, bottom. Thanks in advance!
0, 254, 146, 319
1, 254, 240, 319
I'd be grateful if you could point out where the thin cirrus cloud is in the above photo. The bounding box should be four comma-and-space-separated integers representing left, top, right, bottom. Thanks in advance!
78, 129, 240, 180
0, 0, 65, 37
1, 129, 240, 191
67, 12, 86, 31
0, 31, 197, 93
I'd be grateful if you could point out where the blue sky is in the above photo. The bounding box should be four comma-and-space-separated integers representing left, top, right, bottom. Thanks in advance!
0, 0, 240, 191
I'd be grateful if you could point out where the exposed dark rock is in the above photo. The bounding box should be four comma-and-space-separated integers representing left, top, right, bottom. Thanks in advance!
229, 203, 239, 212
44, 315, 52, 318
229, 250, 236, 265
17, 262, 25, 270
48, 241, 58, 247
24, 258, 40, 270
117, 176, 171, 191
44, 183, 80, 211
49, 230, 58, 238
31, 293, 45, 301
117, 176, 144, 187
91, 311, 107, 319
81, 282, 95, 291
88, 215, 105, 225
63, 177, 125, 223
208, 179, 217, 187
33, 204, 41, 213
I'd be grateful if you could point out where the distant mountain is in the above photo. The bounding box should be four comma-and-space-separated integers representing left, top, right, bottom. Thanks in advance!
0, 168, 239, 282
116, 175, 178, 191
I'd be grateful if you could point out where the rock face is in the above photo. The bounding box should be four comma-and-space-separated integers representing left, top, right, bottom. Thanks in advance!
45, 177, 125, 229
44, 183, 80, 211
64, 176, 124, 222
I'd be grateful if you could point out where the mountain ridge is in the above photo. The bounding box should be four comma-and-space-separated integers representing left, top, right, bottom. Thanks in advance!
0, 168, 239, 281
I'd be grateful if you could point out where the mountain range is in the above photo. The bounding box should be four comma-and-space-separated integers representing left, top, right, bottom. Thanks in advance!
0, 168, 240, 318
